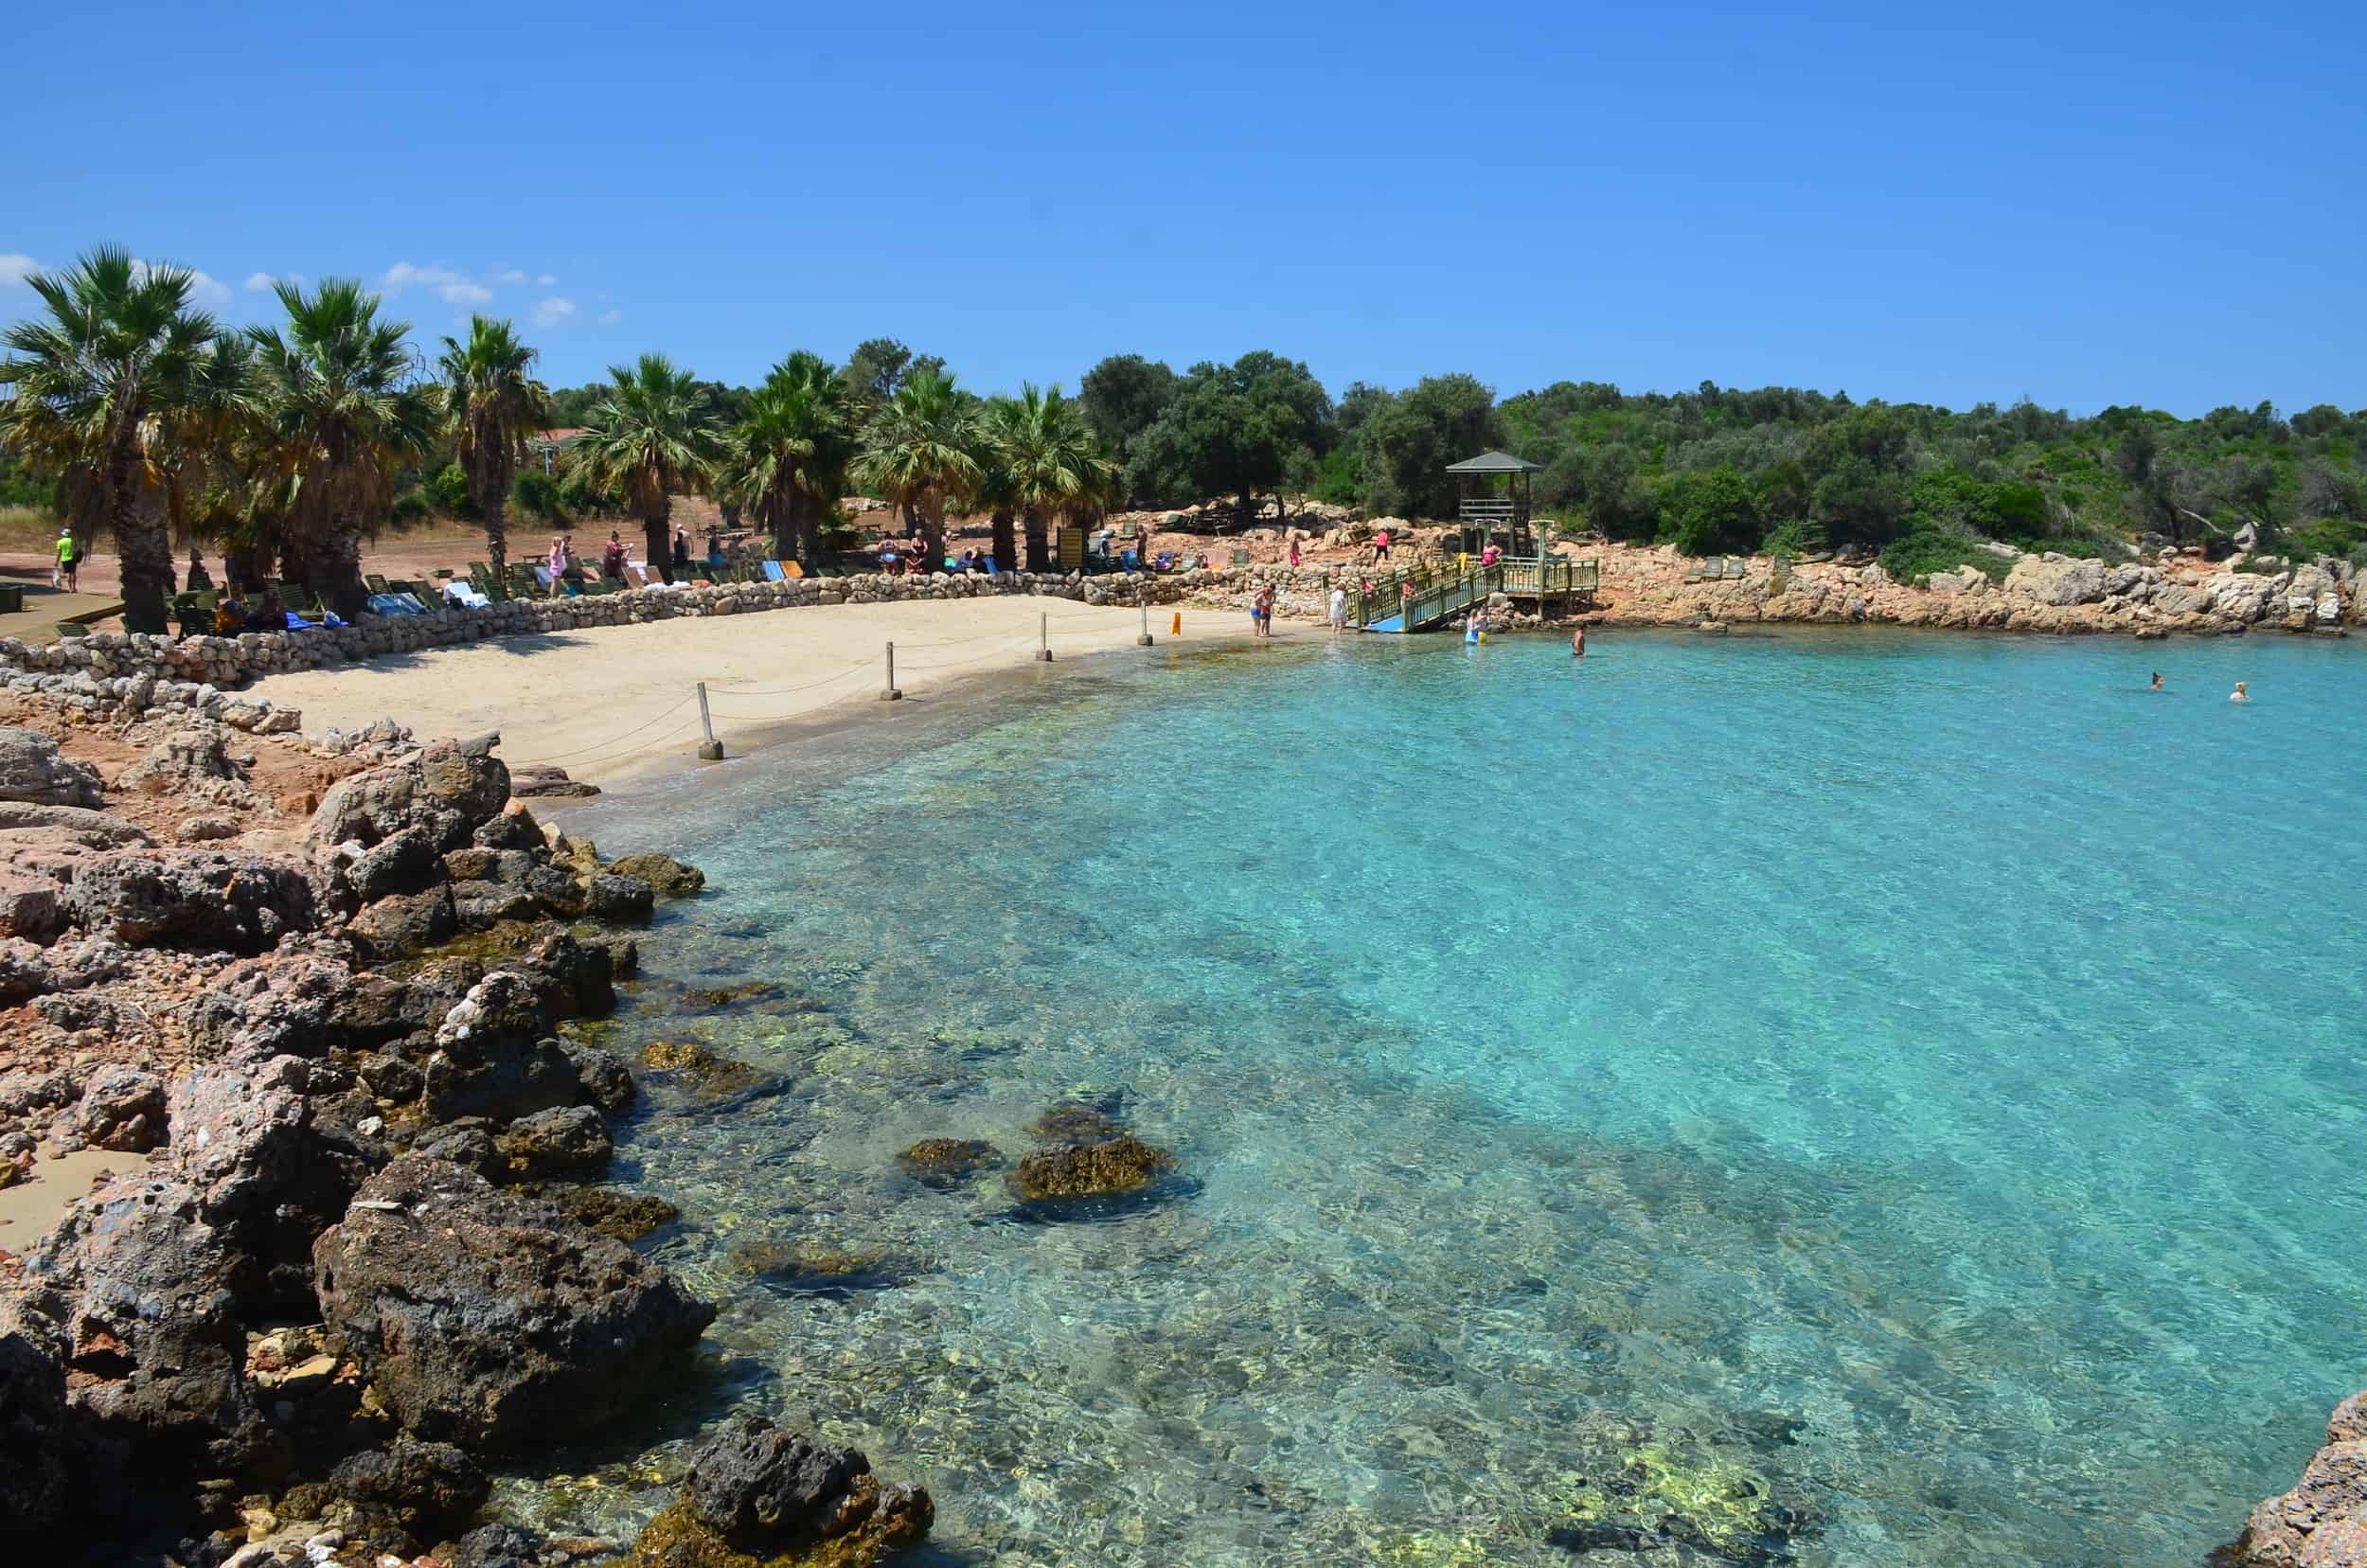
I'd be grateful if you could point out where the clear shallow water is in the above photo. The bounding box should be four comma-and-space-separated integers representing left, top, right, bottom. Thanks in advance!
537, 629, 2366, 1566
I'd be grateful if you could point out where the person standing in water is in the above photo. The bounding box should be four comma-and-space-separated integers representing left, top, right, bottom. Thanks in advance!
1571, 623, 1587, 657
1328, 584, 1347, 633
2148, 672, 2163, 690
2230, 681, 2251, 703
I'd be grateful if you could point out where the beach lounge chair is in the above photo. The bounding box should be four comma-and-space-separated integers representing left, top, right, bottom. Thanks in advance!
365, 574, 391, 595
760, 560, 786, 582
1229, 547, 1253, 566
780, 560, 804, 579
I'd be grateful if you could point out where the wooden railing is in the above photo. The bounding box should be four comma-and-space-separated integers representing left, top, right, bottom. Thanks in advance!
1347, 556, 1600, 631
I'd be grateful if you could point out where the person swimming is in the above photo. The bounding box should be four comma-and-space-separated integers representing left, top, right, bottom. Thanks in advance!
2148, 672, 2162, 690
2230, 681, 2251, 703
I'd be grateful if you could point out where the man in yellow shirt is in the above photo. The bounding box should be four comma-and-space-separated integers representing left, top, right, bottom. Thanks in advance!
53, 527, 79, 592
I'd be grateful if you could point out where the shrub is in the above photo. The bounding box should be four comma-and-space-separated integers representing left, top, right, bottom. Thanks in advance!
1878, 527, 2006, 585
429, 462, 473, 520
1657, 466, 1760, 556
1758, 518, 1825, 558
510, 468, 568, 526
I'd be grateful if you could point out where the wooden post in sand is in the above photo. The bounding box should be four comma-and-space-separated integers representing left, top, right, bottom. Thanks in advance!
695, 682, 724, 760
880, 641, 902, 701
1036, 611, 1053, 662
1137, 599, 1154, 647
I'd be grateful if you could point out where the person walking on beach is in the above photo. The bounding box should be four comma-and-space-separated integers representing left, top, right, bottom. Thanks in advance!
602, 531, 627, 580
545, 536, 567, 596
2230, 681, 2251, 703
670, 526, 691, 583
1329, 584, 1347, 633
54, 526, 79, 592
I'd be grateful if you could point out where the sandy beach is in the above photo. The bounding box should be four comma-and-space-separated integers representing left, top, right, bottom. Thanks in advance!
242, 594, 1258, 786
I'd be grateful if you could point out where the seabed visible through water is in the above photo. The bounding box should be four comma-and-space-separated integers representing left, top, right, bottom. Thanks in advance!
520, 627, 2367, 1566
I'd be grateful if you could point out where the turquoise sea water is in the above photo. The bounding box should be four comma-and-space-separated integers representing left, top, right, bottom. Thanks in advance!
544, 628, 2366, 1566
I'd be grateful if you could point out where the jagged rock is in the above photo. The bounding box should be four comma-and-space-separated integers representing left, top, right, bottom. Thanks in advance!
1007, 1134, 1177, 1203
494, 1105, 613, 1179
0, 1296, 76, 1539
561, 1041, 636, 1115
0, 868, 65, 943
620, 1417, 933, 1567
176, 813, 242, 844
185, 949, 356, 1060
327, 1436, 489, 1537
2219, 1392, 2367, 1567
0, 726, 104, 808
895, 1139, 1001, 1189
0, 802, 151, 847
117, 725, 250, 799
312, 1154, 715, 1448
583, 873, 655, 925
169, 1059, 383, 1313
608, 853, 705, 899
346, 828, 440, 904
2003, 557, 2108, 607
507, 764, 599, 799
519, 926, 615, 1021
0, 935, 57, 1000
454, 1522, 550, 1568
346, 885, 460, 959
412, 1124, 502, 1179
17, 1175, 266, 1470
307, 739, 512, 857
327, 955, 482, 1049
472, 804, 546, 853
67, 849, 317, 953
78, 1067, 168, 1152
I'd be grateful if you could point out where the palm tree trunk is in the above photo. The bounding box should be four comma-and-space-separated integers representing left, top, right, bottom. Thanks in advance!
990, 508, 1016, 574
919, 498, 947, 572
644, 514, 672, 584
1023, 507, 1048, 572
319, 508, 368, 621
771, 490, 796, 562
792, 490, 822, 571
116, 476, 173, 636
481, 454, 511, 580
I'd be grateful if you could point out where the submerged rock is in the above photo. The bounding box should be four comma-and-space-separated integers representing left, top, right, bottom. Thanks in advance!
622, 1416, 933, 1566
643, 1039, 775, 1099
725, 1240, 919, 1295
1027, 1101, 1123, 1143
894, 1138, 1001, 1189
312, 1153, 715, 1448
1007, 1133, 1176, 1203
1544, 1434, 1813, 1565
524, 1185, 681, 1242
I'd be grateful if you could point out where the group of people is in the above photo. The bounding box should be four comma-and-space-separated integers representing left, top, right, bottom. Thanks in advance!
2149, 671, 2254, 702
541, 527, 710, 593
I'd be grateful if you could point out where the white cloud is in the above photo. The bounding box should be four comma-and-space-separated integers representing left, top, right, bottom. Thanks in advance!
440, 282, 494, 305
536, 273, 557, 286
597, 308, 622, 325
382, 261, 472, 294
242, 272, 277, 292
0, 253, 42, 287
495, 269, 527, 284
530, 296, 577, 328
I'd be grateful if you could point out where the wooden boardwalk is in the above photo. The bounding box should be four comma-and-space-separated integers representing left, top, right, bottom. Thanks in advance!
1349, 558, 1598, 633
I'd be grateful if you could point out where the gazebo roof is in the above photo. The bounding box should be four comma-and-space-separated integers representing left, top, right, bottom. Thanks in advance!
1443, 450, 1544, 473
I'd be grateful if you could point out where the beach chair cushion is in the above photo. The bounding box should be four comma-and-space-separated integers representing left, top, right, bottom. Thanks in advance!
761, 560, 786, 582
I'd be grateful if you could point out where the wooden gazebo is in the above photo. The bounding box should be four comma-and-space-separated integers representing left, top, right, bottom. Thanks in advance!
1444, 450, 1543, 556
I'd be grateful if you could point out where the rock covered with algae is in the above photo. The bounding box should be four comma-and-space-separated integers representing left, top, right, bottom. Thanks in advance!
1008, 1132, 1176, 1202
1544, 1434, 1813, 1564
621, 1415, 933, 1567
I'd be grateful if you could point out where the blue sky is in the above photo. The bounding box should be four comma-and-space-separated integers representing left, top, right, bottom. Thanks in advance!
4, 0, 2360, 417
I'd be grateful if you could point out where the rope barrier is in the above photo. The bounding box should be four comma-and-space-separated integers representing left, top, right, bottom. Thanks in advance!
509, 690, 697, 765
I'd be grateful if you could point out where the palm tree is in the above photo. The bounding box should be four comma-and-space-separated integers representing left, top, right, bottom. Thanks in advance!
247, 279, 439, 618
971, 397, 1025, 572
438, 316, 549, 582
0, 246, 221, 632
853, 368, 981, 569
991, 383, 1118, 571
573, 354, 723, 582
724, 351, 853, 571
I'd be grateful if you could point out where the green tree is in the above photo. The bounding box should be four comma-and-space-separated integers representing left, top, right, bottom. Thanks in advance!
1356, 373, 1503, 518
853, 368, 981, 568
725, 350, 854, 570
1078, 354, 1179, 448
984, 383, 1115, 571
840, 338, 943, 409
0, 246, 223, 632
1658, 466, 1761, 556
573, 353, 727, 582
438, 315, 550, 580
246, 278, 440, 619
1125, 350, 1332, 522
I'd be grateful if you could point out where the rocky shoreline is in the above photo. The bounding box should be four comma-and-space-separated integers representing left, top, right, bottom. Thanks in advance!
0, 703, 947, 1567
